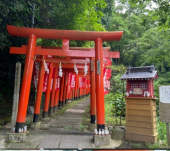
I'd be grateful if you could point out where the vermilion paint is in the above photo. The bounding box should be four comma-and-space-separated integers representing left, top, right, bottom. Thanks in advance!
90, 57, 96, 124
10, 45, 120, 58
49, 67, 58, 114
33, 56, 45, 122
59, 71, 65, 107
7, 25, 123, 41
43, 63, 53, 118
15, 34, 37, 132
95, 38, 105, 130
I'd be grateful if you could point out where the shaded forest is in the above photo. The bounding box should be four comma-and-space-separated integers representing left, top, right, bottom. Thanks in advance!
0, 0, 170, 126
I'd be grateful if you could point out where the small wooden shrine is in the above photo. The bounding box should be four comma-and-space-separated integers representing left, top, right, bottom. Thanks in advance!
120, 65, 158, 143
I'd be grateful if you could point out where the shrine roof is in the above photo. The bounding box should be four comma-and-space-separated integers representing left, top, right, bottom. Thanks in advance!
120, 65, 158, 80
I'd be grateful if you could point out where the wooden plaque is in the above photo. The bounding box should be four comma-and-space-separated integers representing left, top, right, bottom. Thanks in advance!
133, 88, 143, 95
97, 60, 101, 74
91, 60, 94, 71
159, 86, 170, 123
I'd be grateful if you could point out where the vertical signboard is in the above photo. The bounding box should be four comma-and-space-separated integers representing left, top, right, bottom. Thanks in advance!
159, 85, 170, 145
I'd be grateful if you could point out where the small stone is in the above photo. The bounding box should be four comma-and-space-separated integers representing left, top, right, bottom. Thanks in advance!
94, 134, 111, 147
30, 122, 41, 130
111, 126, 124, 140
7, 133, 26, 143
40, 124, 49, 130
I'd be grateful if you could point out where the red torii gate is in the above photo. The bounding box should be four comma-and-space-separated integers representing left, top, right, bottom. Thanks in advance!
24, 51, 103, 123
7, 25, 123, 133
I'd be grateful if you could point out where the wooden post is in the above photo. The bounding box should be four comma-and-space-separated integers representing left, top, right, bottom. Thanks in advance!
90, 58, 96, 124
63, 72, 68, 105
43, 63, 53, 118
74, 75, 79, 100
11, 62, 21, 131
59, 71, 65, 107
54, 78, 60, 112
95, 37, 105, 130
167, 123, 170, 145
49, 67, 58, 115
15, 34, 37, 133
33, 56, 45, 122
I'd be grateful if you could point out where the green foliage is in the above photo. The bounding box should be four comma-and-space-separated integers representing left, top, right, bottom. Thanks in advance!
128, 0, 170, 29
145, 142, 163, 149
132, 143, 141, 148
157, 117, 167, 142
105, 94, 126, 126
105, 64, 126, 125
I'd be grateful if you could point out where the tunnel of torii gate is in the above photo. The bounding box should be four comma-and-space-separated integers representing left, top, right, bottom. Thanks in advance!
7, 25, 123, 133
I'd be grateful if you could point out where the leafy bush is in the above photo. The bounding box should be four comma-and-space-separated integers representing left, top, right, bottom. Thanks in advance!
157, 117, 167, 143
104, 64, 126, 125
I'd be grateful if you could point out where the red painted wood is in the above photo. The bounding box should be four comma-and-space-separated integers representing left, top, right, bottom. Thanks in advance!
95, 37, 105, 125
10, 46, 120, 58
90, 58, 96, 116
59, 71, 65, 102
7, 25, 123, 41
43, 63, 53, 112
49, 67, 58, 109
34, 56, 45, 115
16, 34, 37, 123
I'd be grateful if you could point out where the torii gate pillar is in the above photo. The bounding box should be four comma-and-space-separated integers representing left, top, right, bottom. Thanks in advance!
33, 56, 45, 122
90, 57, 96, 125
95, 37, 105, 130
15, 34, 37, 133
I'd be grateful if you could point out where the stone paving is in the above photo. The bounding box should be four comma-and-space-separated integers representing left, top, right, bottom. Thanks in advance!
0, 97, 122, 149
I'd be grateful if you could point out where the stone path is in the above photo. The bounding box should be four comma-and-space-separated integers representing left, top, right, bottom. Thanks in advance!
0, 97, 122, 149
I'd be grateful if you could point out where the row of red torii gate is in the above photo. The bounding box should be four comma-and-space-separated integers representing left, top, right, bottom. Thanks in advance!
7, 25, 123, 133
33, 56, 112, 109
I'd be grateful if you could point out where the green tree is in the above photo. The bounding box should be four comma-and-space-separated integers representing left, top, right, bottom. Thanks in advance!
128, 0, 170, 29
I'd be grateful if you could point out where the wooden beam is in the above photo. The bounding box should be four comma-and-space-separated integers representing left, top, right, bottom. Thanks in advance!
7, 25, 123, 41
10, 46, 120, 58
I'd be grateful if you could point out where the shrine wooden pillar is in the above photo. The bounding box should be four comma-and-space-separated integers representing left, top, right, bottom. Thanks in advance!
73, 88, 75, 100
54, 78, 60, 112
72, 88, 74, 100
84, 78, 87, 97
76, 75, 79, 99
79, 86, 82, 99
86, 80, 88, 96
65, 81, 69, 104
43, 63, 53, 118
62, 71, 68, 106
33, 55, 45, 122
59, 71, 65, 107
90, 57, 96, 124
72, 89, 74, 100
81, 86, 83, 98
74, 75, 79, 100
15, 34, 37, 133
69, 88, 72, 100
87, 79, 89, 96
95, 37, 105, 130
86, 80, 89, 96
88, 80, 90, 95
49, 67, 58, 115
69, 89, 72, 100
